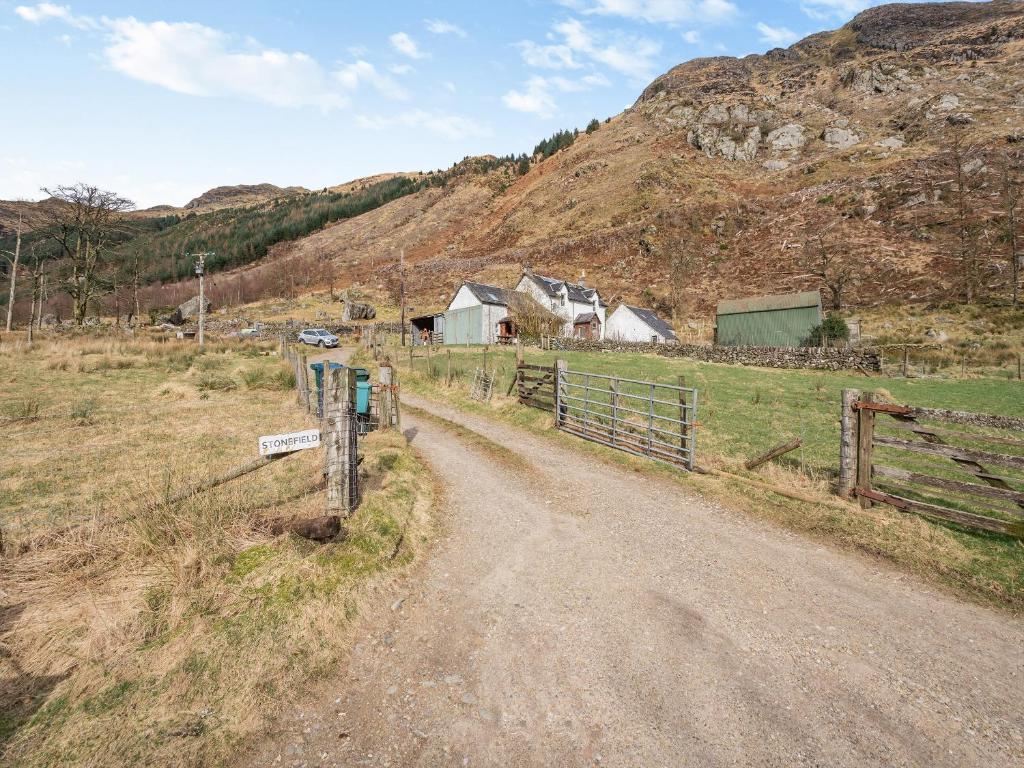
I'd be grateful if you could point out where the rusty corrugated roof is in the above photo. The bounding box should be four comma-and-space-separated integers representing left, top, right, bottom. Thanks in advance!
716, 290, 822, 316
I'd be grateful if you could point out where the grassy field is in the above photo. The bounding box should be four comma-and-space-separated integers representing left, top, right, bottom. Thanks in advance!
0, 335, 435, 767
379, 343, 1024, 610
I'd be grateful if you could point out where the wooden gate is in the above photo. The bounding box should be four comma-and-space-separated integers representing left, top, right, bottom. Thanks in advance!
840, 389, 1024, 538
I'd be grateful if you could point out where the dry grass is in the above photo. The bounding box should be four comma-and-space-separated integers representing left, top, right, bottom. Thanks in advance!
0, 334, 435, 766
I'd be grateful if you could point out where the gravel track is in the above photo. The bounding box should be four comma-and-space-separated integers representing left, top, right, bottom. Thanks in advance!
252, 384, 1023, 768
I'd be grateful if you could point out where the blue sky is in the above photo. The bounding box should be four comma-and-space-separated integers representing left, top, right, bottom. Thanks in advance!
1, 1, 913, 206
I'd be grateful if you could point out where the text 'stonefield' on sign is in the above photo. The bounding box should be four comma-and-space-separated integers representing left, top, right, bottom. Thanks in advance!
258, 429, 322, 456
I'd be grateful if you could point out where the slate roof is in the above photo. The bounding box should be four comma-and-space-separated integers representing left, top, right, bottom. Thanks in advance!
626, 305, 678, 341
526, 272, 607, 307
462, 281, 510, 306
716, 290, 821, 316
574, 312, 600, 324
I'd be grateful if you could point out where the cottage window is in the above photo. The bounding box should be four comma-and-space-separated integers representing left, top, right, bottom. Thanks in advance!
560, 295, 566, 307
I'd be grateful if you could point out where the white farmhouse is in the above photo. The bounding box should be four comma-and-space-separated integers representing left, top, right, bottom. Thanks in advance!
442, 281, 510, 345
514, 267, 607, 339
606, 304, 679, 344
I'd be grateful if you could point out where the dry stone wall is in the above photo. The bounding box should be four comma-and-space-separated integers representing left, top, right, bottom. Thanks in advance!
548, 337, 882, 372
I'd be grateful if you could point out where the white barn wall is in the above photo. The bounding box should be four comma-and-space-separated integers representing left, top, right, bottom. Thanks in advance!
448, 285, 479, 311
606, 305, 670, 343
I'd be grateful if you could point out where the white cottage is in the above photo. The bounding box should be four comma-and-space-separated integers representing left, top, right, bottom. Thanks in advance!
442, 282, 510, 345
606, 304, 679, 344
514, 268, 607, 339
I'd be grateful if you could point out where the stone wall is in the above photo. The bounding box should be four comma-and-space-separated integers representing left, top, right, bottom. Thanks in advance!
548, 337, 882, 372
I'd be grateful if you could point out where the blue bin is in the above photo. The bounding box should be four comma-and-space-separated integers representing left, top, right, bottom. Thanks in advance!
309, 361, 345, 419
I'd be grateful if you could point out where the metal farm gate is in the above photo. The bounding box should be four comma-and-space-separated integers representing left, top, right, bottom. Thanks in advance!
555, 367, 698, 470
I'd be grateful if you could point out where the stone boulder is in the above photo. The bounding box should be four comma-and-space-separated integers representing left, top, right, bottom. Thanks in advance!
342, 301, 376, 321
766, 123, 807, 151
167, 295, 212, 326
822, 127, 861, 149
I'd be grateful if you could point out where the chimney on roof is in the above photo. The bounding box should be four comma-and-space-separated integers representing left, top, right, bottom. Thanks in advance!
578, 269, 586, 288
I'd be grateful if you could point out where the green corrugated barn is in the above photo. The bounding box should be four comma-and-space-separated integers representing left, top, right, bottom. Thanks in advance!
715, 290, 823, 348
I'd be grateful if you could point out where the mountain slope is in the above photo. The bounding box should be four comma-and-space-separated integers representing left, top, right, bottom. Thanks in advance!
261, 0, 1024, 318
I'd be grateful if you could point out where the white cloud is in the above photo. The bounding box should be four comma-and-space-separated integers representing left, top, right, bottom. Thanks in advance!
15, 3, 96, 29
389, 31, 427, 59
516, 18, 661, 82
756, 22, 799, 46
559, 0, 738, 25
799, 1, 872, 21
502, 73, 608, 118
554, 18, 660, 81
390, 63, 413, 75
681, 29, 701, 44
516, 39, 581, 70
334, 60, 407, 101
424, 19, 466, 37
14, 7, 410, 110
355, 109, 489, 140
56, 32, 71, 44
102, 17, 350, 110
442, 81, 456, 93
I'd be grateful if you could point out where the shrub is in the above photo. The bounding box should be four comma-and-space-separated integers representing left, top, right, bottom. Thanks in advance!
586, 118, 600, 134
804, 313, 851, 346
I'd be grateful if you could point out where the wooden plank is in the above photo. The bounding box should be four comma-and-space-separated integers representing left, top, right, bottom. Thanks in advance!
857, 487, 1023, 537
873, 465, 1024, 511
857, 393, 876, 509
881, 418, 1024, 448
745, 438, 802, 471
518, 363, 552, 372
873, 435, 1024, 472
854, 401, 912, 415
838, 389, 860, 498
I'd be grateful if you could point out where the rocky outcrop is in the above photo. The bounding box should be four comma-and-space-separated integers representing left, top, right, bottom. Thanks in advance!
766, 123, 807, 151
822, 126, 861, 149
684, 103, 777, 161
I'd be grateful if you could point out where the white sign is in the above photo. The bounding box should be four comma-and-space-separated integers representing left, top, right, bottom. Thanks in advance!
259, 429, 321, 456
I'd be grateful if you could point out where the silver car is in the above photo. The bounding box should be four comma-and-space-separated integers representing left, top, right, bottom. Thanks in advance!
298, 328, 340, 348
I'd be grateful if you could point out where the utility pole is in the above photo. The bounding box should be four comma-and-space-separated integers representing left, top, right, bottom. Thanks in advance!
188, 251, 214, 347
399, 248, 406, 347
3, 213, 22, 332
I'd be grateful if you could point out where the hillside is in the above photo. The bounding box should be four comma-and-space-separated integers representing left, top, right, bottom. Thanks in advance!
240, 0, 1024, 321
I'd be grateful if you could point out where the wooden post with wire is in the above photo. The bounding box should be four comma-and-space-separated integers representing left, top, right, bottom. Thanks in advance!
325, 367, 358, 516
838, 389, 859, 499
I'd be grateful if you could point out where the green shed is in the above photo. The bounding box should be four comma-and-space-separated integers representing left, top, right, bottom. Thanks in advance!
715, 290, 822, 348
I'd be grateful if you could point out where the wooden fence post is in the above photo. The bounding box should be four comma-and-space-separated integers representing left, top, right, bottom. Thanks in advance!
838, 389, 859, 499
1018, 353, 1022, 381
446, 349, 452, 386
379, 363, 394, 429
902, 347, 909, 378
325, 367, 358, 517
856, 392, 875, 508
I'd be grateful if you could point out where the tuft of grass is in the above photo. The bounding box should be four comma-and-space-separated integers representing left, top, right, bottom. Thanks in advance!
242, 367, 295, 391
195, 372, 237, 392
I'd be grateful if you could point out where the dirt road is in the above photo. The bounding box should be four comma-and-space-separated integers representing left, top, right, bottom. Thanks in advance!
254, 381, 1023, 767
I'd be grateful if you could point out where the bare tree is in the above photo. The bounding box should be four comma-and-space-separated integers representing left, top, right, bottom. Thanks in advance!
1, 213, 23, 331
999, 150, 1021, 307
38, 184, 134, 324
801, 227, 857, 311
942, 129, 988, 303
